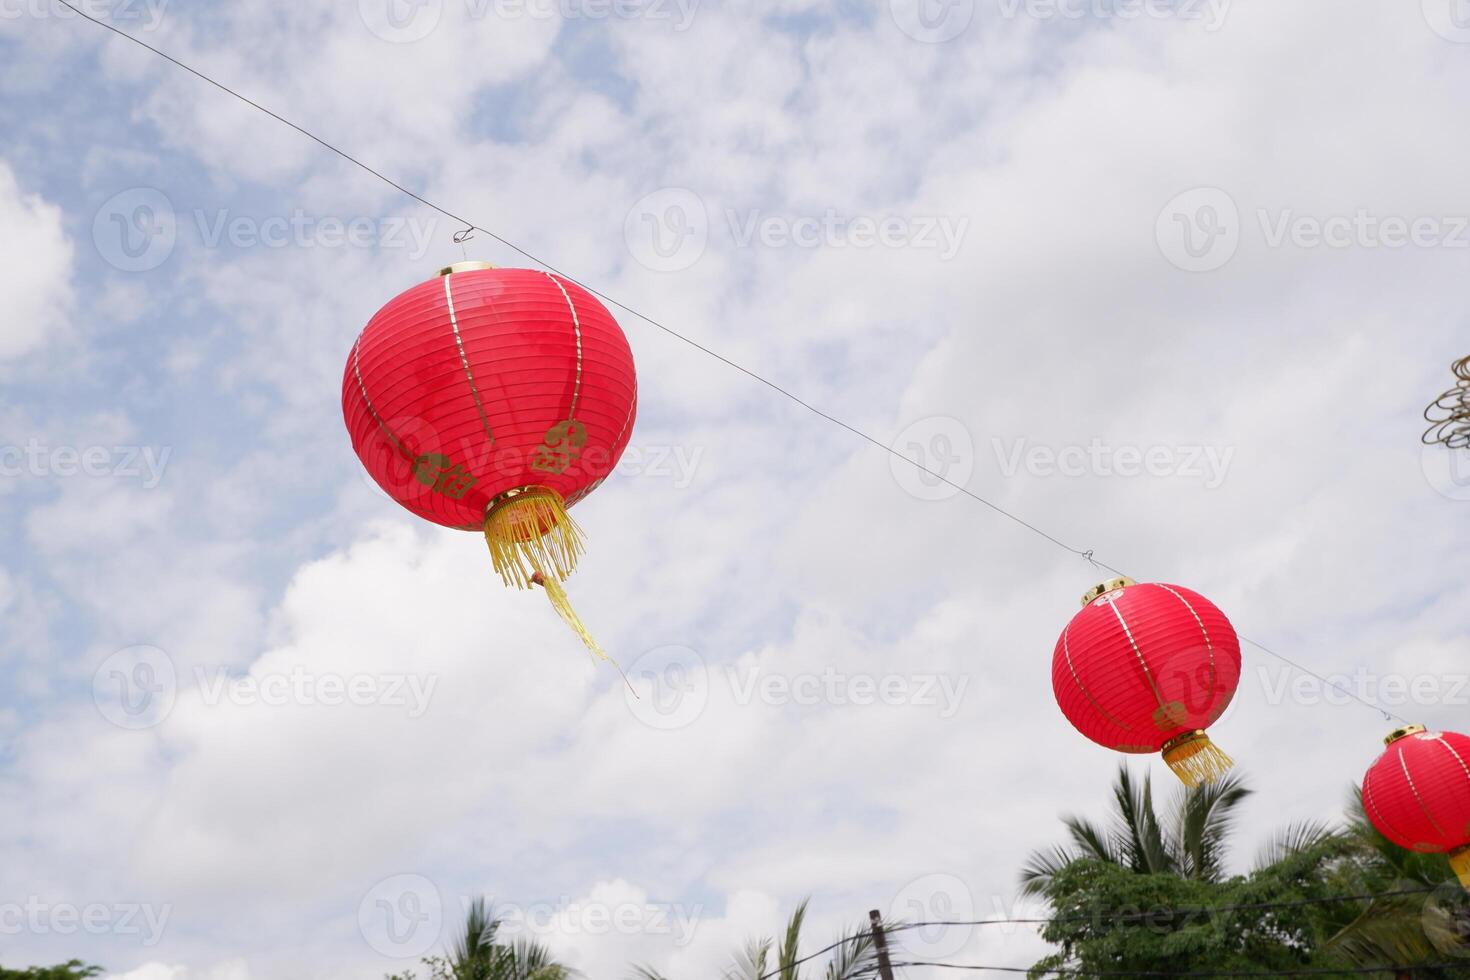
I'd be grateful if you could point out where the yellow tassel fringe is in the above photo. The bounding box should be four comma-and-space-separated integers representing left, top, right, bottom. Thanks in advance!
534, 572, 609, 663
483, 488, 585, 589
483, 487, 626, 679
1451, 847, 1470, 890
1162, 731, 1234, 787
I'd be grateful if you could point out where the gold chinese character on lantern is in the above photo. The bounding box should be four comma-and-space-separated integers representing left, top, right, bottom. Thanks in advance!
530, 420, 588, 475
411, 453, 478, 499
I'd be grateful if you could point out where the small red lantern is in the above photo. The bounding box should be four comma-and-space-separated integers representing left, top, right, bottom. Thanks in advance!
1362, 726, 1470, 889
1052, 577, 1241, 786
343, 261, 637, 660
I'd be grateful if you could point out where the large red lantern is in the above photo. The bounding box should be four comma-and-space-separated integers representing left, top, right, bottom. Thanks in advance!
1052, 576, 1242, 786
343, 261, 637, 660
1362, 725, 1470, 889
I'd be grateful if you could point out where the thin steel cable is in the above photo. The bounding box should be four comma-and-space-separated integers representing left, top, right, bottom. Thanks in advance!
871, 960, 1470, 977
886, 884, 1443, 929
751, 886, 1451, 980
46, 1, 1411, 726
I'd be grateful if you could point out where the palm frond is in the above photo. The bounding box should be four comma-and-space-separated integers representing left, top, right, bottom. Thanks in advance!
1174, 771, 1250, 880
1019, 844, 1082, 898
503, 936, 579, 980
824, 920, 878, 980
724, 936, 772, 980
627, 967, 671, 980
1062, 815, 1119, 865
451, 898, 502, 979
1254, 819, 1342, 871
1326, 899, 1446, 967
1111, 766, 1172, 875
777, 898, 809, 980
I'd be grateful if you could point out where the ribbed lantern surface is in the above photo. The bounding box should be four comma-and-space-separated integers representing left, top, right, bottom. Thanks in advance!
1362, 727, 1470, 887
1052, 579, 1241, 785
343, 265, 637, 530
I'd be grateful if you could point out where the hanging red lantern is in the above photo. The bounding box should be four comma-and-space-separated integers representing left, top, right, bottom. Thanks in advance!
1362, 725, 1470, 889
1051, 576, 1241, 786
342, 261, 637, 661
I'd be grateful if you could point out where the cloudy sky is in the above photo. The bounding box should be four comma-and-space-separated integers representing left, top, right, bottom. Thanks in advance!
3, 0, 1470, 977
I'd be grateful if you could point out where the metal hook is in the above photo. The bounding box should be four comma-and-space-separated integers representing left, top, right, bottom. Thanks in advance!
452, 226, 476, 261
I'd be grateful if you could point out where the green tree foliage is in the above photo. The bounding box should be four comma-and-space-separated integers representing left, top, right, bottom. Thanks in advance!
1314, 790, 1470, 976
1023, 766, 1470, 978
629, 898, 883, 980
0, 963, 103, 980
1028, 849, 1361, 977
385, 897, 576, 980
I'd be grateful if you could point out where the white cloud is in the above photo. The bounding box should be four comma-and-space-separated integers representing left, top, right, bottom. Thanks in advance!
7, 2, 1470, 978
0, 159, 73, 361
104, 960, 250, 980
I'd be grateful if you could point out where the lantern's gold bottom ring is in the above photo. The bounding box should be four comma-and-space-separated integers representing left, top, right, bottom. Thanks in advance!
484, 485, 564, 519
482, 485, 584, 588
1161, 730, 1208, 755
1160, 730, 1233, 788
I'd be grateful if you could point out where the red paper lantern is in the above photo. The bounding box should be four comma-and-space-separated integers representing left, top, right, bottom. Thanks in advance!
342, 261, 637, 658
1052, 576, 1242, 786
1362, 725, 1470, 889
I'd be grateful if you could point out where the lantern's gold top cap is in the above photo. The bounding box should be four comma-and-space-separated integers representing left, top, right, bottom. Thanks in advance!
439, 261, 496, 276
1384, 724, 1427, 746
1081, 576, 1137, 606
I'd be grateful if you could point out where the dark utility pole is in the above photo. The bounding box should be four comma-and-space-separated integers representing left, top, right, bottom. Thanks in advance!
868, 909, 896, 980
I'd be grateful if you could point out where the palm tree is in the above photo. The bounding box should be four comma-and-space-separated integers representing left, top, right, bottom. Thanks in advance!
1019, 765, 1299, 896
1020, 767, 1468, 976
1318, 790, 1470, 977
630, 898, 880, 980
388, 898, 577, 980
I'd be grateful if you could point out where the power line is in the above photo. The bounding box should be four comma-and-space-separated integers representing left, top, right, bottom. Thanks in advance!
46, 0, 1409, 726
751, 885, 1453, 980
871, 960, 1470, 977
888, 884, 1446, 930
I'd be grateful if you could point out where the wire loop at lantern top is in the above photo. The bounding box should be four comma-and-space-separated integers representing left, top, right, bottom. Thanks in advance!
1423, 355, 1470, 449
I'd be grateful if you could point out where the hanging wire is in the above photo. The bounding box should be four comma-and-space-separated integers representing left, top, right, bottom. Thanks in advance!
1423, 355, 1470, 449
452, 226, 476, 262
884, 885, 1445, 930
863, 960, 1470, 977
753, 886, 1453, 980
44, 0, 1413, 727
